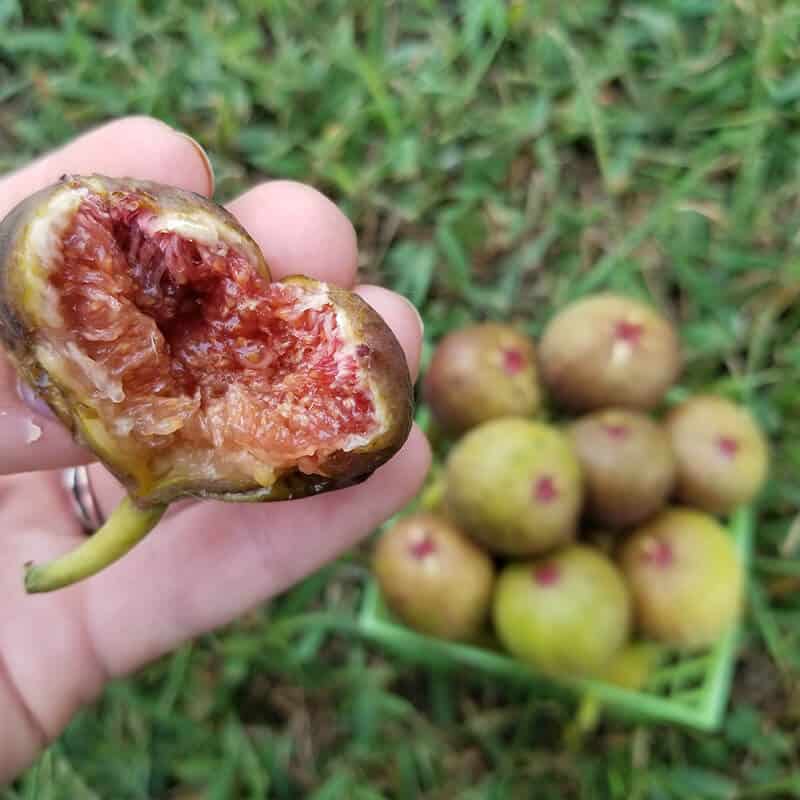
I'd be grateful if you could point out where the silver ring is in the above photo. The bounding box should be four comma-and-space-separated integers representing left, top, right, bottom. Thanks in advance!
62, 466, 106, 533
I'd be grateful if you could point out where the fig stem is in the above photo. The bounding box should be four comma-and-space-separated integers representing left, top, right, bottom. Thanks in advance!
24, 495, 167, 593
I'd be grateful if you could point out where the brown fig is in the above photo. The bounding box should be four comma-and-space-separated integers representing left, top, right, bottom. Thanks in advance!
620, 508, 744, 648
568, 409, 676, 528
372, 513, 495, 641
665, 395, 768, 515
0, 175, 412, 591
423, 322, 542, 435
445, 418, 582, 556
538, 293, 681, 412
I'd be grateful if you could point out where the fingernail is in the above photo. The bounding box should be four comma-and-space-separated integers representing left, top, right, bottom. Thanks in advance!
400, 295, 425, 339
17, 377, 56, 420
178, 133, 216, 196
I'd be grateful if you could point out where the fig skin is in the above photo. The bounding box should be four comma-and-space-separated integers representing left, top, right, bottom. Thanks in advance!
581, 528, 617, 556
0, 175, 413, 507
423, 322, 542, 435
597, 642, 662, 690
568, 408, 676, 529
665, 395, 768, 515
372, 512, 495, 641
445, 418, 583, 556
538, 293, 681, 412
620, 507, 744, 649
492, 545, 632, 678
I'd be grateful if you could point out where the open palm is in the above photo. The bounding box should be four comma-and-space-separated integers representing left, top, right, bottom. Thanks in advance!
0, 117, 429, 782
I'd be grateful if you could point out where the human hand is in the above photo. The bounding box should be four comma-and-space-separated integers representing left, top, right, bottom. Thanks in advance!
0, 117, 430, 782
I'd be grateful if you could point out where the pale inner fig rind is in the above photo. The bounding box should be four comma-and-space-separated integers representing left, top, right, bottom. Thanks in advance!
1, 176, 411, 504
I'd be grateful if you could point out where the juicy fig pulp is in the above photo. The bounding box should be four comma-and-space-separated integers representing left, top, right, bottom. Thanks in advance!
0, 175, 413, 590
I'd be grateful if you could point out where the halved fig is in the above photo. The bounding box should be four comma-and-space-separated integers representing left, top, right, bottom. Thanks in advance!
0, 175, 413, 591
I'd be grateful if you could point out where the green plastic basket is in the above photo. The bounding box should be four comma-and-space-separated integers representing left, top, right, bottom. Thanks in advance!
357, 507, 754, 731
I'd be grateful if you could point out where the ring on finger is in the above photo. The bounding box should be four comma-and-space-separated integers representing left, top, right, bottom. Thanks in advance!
62, 465, 105, 533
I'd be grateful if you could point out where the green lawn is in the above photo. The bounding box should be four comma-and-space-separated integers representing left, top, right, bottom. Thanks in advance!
2, 1, 800, 797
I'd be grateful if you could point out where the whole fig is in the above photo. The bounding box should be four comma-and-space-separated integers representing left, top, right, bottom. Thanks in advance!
666, 395, 768, 515
492, 544, 632, 677
620, 508, 744, 648
423, 322, 542, 435
568, 408, 676, 529
445, 418, 583, 556
538, 293, 681, 412
372, 512, 494, 641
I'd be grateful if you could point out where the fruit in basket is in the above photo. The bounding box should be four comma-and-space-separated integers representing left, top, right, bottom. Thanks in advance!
620, 508, 744, 648
445, 418, 583, 556
492, 545, 631, 677
568, 409, 676, 528
597, 642, 662, 690
581, 528, 617, 555
538, 293, 681, 412
417, 466, 450, 518
0, 174, 413, 591
372, 512, 495, 641
666, 395, 768, 514
423, 322, 542, 435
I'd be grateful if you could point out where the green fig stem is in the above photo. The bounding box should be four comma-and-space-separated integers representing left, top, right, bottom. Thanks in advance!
24, 495, 167, 593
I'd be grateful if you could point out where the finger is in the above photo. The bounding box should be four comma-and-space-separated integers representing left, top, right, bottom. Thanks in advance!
354, 285, 424, 383
226, 180, 359, 287
0, 470, 87, 537
0, 355, 93, 475
0, 473, 105, 751
0, 115, 214, 219
84, 426, 431, 676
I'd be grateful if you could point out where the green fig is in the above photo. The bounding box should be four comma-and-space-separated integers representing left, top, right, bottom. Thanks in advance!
596, 642, 662, 690
568, 408, 676, 529
492, 545, 632, 677
445, 418, 583, 556
620, 508, 744, 648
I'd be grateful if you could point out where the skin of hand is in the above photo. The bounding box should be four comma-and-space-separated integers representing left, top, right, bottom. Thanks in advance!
0, 117, 430, 783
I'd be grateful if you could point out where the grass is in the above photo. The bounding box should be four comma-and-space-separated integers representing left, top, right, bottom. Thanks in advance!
2, 0, 800, 796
